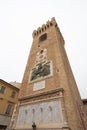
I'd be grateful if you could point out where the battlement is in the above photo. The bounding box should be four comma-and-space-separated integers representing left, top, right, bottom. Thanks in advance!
32, 17, 57, 38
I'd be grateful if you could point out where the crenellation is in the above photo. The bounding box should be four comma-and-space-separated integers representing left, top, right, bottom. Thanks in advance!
37, 27, 42, 34
51, 17, 56, 23
32, 30, 37, 38
46, 20, 50, 28
42, 24, 46, 28
32, 17, 57, 38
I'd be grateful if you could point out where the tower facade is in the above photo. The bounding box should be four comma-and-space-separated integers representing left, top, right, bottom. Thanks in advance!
10, 18, 87, 130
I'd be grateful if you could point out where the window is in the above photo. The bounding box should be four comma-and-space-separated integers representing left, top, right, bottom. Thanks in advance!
0, 125, 7, 130
0, 86, 6, 94
5, 103, 12, 115
32, 109, 35, 122
40, 108, 43, 122
39, 33, 47, 42
11, 91, 16, 98
49, 106, 53, 122
0, 98, 3, 103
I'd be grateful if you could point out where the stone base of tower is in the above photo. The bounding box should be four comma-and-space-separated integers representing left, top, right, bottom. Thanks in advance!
13, 123, 70, 130
12, 128, 71, 130
10, 88, 72, 130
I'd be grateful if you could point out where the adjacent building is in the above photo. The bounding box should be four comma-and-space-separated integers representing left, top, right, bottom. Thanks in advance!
0, 79, 20, 130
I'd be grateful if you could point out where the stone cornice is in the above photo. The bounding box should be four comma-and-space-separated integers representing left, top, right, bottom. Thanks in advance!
19, 87, 64, 104
32, 17, 57, 38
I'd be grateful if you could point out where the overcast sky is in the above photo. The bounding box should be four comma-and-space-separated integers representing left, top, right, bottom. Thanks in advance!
0, 0, 87, 99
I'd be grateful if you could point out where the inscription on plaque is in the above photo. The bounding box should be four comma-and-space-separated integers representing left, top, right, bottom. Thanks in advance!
33, 80, 45, 91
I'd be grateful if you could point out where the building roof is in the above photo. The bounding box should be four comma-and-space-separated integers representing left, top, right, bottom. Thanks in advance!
9, 81, 21, 89
0, 79, 20, 90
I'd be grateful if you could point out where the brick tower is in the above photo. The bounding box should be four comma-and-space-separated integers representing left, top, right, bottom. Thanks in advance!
10, 18, 87, 130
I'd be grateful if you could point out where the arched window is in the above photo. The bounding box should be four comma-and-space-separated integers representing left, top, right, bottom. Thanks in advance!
40, 107, 43, 122
39, 33, 47, 42
49, 106, 53, 122
25, 109, 27, 115
32, 109, 35, 122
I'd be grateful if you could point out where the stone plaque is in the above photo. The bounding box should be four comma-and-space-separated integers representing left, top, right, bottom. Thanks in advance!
16, 100, 63, 125
33, 80, 45, 91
